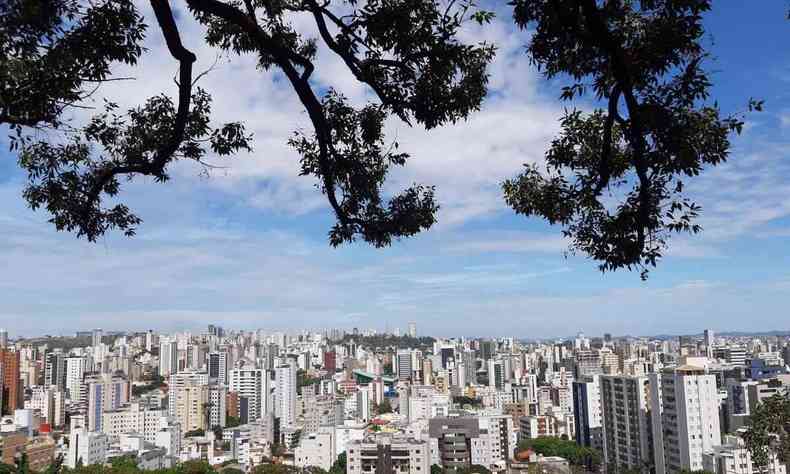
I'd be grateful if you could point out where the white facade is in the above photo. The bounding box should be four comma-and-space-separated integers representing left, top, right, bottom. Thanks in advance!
209, 385, 227, 428
275, 363, 296, 427
229, 368, 268, 422
295, 429, 337, 471
408, 394, 450, 423
28, 386, 64, 427
471, 415, 515, 470
159, 341, 178, 378
652, 366, 721, 474
66, 429, 108, 468
154, 417, 182, 457
703, 434, 786, 474
347, 436, 429, 474
101, 402, 167, 442
65, 357, 86, 401
356, 389, 370, 423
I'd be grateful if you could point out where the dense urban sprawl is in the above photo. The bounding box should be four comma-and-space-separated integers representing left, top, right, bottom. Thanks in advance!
0, 326, 788, 474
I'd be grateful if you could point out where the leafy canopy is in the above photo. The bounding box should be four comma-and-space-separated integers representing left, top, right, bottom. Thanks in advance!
0, 0, 762, 277
503, 0, 759, 278
2, 0, 494, 248
742, 393, 790, 467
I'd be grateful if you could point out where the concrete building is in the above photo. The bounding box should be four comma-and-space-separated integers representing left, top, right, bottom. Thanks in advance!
86, 374, 129, 432
519, 415, 557, 439
295, 428, 336, 471
44, 352, 66, 391
573, 375, 603, 452
703, 433, 786, 474
396, 350, 414, 382
600, 374, 654, 470
229, 368, 269, 423
651, 365, 722, 474
304, 396, 342, 434
172, 384, 209, 433
159, 341, 178, 378
473, 415, 515, 470
208, 385, 227, 428
92, 329, 103, 348
28, 386, 64, 428
347, 435, 429, 474
101, 402, 167, 442
66, 429, 108, 468
429, 417, 479, 469
167, 371, 208, 419
275, 363, 296, 428
208, 352, 228, 385
356, 389, 370, 423
65, 357, 86, 401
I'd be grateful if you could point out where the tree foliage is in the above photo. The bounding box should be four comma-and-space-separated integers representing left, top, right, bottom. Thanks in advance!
2, 0, 493, 248
0, 0, 765, 278
329, 452, 346, 474
503, 0, 758, 278
742, 393, 790, 467
376, 398, 393, 414
518, 437, 601, 468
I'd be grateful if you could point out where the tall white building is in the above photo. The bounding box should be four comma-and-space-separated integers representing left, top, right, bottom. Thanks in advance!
356, 389, 370, 423
65, 356, 86, 401
229, 368, 269, 423
275, 363, 297, 428
704, 329, 715, 359
408, 322, 417, 338
651, 365, 721, 474
159, 341, 178, 378
209, 385, 227, 428
92, 329, 103, 348
28, 386, 65, 427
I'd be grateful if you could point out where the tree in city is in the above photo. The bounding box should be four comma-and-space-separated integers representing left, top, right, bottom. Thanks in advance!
503, 0, 760, 278
0, 0, 765, 277
329, 452, 346, 474
376, 398, 393, 414
742, 393, 790, 468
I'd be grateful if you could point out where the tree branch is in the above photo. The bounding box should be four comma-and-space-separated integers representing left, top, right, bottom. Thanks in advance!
80, 0, 196, 221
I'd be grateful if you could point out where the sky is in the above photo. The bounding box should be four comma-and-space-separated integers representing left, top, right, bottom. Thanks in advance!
1, 2, 789, 339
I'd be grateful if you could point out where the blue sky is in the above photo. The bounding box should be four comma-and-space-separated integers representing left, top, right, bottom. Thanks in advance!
1, 2, 789, 338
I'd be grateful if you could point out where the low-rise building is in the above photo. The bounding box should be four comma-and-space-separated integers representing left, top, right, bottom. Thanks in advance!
66, 429, 108, 469
347, 435, 429, 474
295, 429, 336, 471
703, 433, 787, 474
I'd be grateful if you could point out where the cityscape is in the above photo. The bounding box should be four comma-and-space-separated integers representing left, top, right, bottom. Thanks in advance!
1, 0, 789, 474
1, 325, 789, 473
